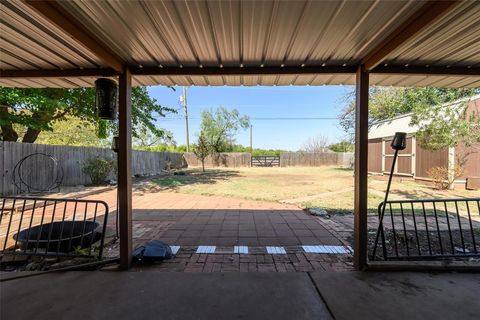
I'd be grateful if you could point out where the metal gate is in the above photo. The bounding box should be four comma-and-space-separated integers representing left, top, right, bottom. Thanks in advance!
251, 156, 280, 167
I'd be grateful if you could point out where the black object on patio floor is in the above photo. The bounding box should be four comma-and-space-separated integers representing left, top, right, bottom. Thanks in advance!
14, 221, 101, 253
133, 240, 173, 262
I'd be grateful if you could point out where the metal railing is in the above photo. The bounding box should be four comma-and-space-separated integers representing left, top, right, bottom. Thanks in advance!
371, 198, 480, 261
0, 196, 109, 260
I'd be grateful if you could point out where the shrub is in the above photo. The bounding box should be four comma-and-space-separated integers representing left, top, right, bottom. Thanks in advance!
427, 166, 449, 190
427, 165, 464, 190
83, 157, 115, 185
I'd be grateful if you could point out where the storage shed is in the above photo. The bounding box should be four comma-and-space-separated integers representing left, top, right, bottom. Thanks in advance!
368, 95, 480, 189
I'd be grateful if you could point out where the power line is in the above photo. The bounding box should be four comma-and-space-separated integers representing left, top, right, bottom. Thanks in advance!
250, 117, 337, 120
160, 116, 337, 121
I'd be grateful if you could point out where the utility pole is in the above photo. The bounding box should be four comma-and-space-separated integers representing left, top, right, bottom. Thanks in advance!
182, 86, 190, 152
250, 125, 253, 154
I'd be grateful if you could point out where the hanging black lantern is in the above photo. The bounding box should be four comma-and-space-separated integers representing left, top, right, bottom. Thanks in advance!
95, 78, 118, 120
391, 132, 407, 151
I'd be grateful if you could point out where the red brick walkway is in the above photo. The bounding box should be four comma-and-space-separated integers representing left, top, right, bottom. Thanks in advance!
93, 189, 354, 272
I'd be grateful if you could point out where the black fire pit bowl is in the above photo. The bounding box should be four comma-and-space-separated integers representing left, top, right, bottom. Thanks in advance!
13, 221, 102, 253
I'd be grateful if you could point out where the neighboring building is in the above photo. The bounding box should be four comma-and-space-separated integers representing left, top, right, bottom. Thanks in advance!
368, 95, 480, 189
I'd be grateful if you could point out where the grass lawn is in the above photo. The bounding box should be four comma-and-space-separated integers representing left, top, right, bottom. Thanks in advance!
147, 167, 479, 214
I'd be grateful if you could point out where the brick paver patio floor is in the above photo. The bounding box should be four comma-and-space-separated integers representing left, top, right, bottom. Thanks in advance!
91, 189, 354, 272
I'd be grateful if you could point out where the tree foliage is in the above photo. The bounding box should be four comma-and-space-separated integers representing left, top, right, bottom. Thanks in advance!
36, 116, 110, 147
133, 125, 175, 148
226, 144, 286, 156
328, 141, 354, 152
199, 107, 250, 153
135, 144, 189, 153
413, 97, 480, 186
193, 134, 210, 172
0, 86, 175, 143
411, 98, 480, 151
338, 87, 478, 141
339, 87, 479, 189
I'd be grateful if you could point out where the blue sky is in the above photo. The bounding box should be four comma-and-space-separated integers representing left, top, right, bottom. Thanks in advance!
147, 85, 353, 151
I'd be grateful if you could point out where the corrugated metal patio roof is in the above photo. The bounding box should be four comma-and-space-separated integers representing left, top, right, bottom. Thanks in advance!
0, 0, 479, 88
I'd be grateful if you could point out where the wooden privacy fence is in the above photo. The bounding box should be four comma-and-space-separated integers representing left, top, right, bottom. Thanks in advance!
183, 152, 251, 168
183, 152, 354, 168
0, 141, 184, 196
280, 152, 354, 168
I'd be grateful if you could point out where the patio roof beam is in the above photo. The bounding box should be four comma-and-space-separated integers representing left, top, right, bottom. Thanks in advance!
130, 65, 356, 76
24, 0, 124, 73
2, 65, 479, 80
372, 65, 480, 76
0, 68, 119, 78
362, 1, 460, 71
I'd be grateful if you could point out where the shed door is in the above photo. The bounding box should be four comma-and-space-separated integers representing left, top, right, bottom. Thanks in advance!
383, 137, 414, 176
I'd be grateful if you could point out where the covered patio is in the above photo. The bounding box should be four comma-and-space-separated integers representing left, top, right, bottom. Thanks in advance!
1, 0, 480, 318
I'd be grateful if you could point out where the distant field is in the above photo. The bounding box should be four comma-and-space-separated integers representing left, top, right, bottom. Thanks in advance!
146, 167, 478, 214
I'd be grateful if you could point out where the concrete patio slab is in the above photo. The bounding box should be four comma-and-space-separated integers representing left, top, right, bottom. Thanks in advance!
1, 271, 332, 320
310, 271, 480, 320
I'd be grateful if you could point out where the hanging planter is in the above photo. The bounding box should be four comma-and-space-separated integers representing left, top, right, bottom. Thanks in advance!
95, 78, 118, 120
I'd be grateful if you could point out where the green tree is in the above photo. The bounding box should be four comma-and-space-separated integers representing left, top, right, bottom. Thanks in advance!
339, 87, 479, 189
133, 125, 175, 148
193, 134, 210, 172
199, 107, 250, 153
413, 99, 480, 151
0, 86, 175, 143
328, 141, 354, 152
338, 87, 478, 140
36, 116, 109, 147
226, 144, 285, 156
135, 144, 189, 153
413, 98, 480, 186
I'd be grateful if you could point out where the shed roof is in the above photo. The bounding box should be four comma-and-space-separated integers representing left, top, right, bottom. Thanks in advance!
1, 0, 479, 88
